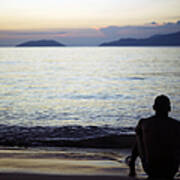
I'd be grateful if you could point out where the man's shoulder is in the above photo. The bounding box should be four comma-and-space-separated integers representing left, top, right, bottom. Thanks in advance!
138, 116, 180, 129
136, 116, 155, 132
168, 117, 180, 122
168, 117, 180, 126
140, 116, 180, 122
139, 116, 155, 124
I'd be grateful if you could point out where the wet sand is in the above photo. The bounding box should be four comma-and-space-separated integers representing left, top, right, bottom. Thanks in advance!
0, 148, 133, 175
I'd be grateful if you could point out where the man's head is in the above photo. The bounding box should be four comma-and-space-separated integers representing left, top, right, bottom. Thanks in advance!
153, 95, 171, 114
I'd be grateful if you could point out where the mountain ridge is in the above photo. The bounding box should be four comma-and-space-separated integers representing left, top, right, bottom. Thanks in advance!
100, 31, 180, 46
16, 40, 65, 47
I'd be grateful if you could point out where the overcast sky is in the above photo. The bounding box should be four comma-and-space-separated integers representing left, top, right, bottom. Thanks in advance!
1, 0, 180, 46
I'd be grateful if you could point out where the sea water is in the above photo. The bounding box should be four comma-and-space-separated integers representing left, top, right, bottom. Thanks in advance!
0, 47, 179, 146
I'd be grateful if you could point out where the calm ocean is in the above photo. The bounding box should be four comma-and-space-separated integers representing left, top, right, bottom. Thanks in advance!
0, 47, 179, 146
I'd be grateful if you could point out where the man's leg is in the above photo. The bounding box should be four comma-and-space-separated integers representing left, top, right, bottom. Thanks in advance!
142, 160, 179, 179
127, 141, 139, 176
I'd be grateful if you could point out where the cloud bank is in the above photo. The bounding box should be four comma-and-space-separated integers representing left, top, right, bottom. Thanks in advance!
1, 21, 180, 46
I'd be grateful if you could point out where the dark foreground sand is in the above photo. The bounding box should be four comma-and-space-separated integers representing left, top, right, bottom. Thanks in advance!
0, 173, 143, 180
1, 173, 180, 180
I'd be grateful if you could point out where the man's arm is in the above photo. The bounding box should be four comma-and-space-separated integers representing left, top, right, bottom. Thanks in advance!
128, 119, 143, 176
128, 142, 139, 176
176, 121, 180, 164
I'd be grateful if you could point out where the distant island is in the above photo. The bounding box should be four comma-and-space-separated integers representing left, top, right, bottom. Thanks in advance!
16, 40, 65, 47
100, 31, 180, 46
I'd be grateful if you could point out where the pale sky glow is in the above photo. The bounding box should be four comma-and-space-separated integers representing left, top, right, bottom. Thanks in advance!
1, 0, 180, 30
0, 0, 180, 45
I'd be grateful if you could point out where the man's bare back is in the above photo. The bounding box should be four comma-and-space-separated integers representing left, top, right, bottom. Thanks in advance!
128, 95, 180, 179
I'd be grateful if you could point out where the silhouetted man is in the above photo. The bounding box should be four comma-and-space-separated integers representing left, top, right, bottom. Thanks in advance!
127, 95, 180, 179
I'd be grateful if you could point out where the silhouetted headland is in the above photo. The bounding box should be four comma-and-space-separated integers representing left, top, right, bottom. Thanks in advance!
100, 31, 180, 46
16, 40, 66, 47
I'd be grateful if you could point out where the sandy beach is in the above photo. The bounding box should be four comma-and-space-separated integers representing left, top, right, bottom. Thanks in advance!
0, 147, 147, 180
0, 147, 179, 180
